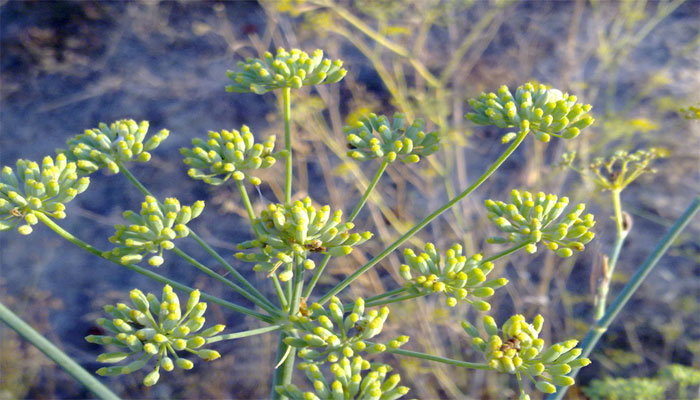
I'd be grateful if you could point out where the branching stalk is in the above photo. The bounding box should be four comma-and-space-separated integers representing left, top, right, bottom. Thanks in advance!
548, 196, 700, 400
207, 325, 283, 344
116, 161, 276, 312
379, 343, 490, 370
172, 247, 281, 317
319, 131, 529, 304
34, 212, 275, 324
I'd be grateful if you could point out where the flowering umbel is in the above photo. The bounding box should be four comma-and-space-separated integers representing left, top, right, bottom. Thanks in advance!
463, 314, 590, 396
104, 196, 204, 267
0, 154, 89, 234
180, 125, 285, 186
277, 356, 410, 400
86, 285, 225, 386
587, 148, 668, 192
226, 48, 346, 94
64, 119, 169, 175
284, 297, 408, 364
398, 242, 508, 309
345, 113, 441, 163
485, 189, 595, 257
236, 197, 372, 281
467, 82, 594, 143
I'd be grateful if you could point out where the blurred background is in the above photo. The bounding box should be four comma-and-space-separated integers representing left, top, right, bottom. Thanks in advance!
1, 0, 699, 398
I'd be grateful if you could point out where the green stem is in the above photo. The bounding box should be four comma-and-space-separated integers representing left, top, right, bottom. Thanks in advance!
34, 212, 275, 324
364, 292, 425, 308
273, 261, 304, 399
380, 344, 490, 370
548, 196, 700, 400
172, 247, 281, 317
0, 302, 120, 400
117, 161, 276, 312
364, 287, 408, 304
189, 232, 277, 311
611, 188, 624, 233
236, 179, 258, 227
290, 257, 305, 315
271, 274, 289, 311
348, 159, 389, 222
271, 332, 296, 400
594, 234, 628, 321
302, 253, 331, 299
283, 86, 293, 204
303, 159, 389, 299
482, 242, 529, 263
594, 189, 629, 321
319, 131, 529, 305
207, 325, 282, 344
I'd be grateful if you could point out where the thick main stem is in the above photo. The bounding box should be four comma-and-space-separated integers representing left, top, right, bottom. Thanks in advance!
318, 131, 528, 305
272, 87, 296, 399
548, 196, 700, 400
0, 302, 120, 400
34, 212, 274, 324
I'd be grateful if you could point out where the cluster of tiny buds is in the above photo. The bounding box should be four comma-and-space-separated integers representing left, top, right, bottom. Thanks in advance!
181, 126, 284, 186
285, 297, 408, 364
278, 356, 410, 400
345, 112, 441, 163
236, 197, 372, 281
462, 314, 590, 395
226, 48, 346, 94
86, 285, 224, 387
485, 189, 595, 257
104, 196, 204, 267
467, 82, 594, 143
64, 119, 169, 175
1, 154, 89, 234
399, 242, 508, 310
587, 147, 668, 192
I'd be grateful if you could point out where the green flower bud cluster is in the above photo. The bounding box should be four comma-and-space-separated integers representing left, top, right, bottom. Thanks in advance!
467, 82, 594, 143
181, 126, 284, 186
583, 377, 667, 400
462, 314, 591, 395
284, 297, 408, 364
398, 242, 508, 310
277, 356, 410, 400
85, 285, 225, 387
226, 48, 346, 94
588, 148, 668, 192
1, 154, 89, 235
64, 119, 169, 174
105, 196, 204, 267
485, 189, 595, 257
345, 113, 440, 163
236, 197, 372, 281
